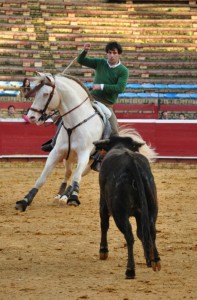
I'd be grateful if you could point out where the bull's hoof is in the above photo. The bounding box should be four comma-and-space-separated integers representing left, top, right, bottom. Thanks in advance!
67, 195, 80, 207
151, 259, 161, 272
99, 247, 108, 260
15, 200, 28, 212
125, 268, 135, 279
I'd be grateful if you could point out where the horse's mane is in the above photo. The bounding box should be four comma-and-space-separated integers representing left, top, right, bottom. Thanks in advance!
57, 73, 93, 101
33, 72, 93, 101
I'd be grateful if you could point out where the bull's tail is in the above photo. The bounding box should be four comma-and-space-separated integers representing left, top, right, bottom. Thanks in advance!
128, 156, 153, 263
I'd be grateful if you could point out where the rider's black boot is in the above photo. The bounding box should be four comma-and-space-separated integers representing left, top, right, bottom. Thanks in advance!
90, 151, 105, 172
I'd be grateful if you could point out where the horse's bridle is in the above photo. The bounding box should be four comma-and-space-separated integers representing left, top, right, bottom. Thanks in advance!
26, 81, 55, 122
27, 79, 99, 160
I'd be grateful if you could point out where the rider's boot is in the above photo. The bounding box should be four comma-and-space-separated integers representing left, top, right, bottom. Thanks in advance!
90, 150, 106, 172
41, 139, 53, 152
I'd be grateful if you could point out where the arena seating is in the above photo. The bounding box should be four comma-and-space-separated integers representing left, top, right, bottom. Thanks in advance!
0, 0, 197, 84
0, 99, 32, 118
0, 0, 197, 121
1, 81, 197, 119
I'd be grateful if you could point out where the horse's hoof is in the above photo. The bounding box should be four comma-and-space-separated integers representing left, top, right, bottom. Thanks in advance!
60, 194, 68, 200
54, 194, 61, 200
67, 195, 80, 207
53, 194, 61, 205
15, 200, 28, 212
125, 268, 135, 279
67, 200, 80, 207
59, 195, 68, 206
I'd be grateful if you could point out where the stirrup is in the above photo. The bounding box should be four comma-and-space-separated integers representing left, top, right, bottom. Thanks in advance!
90, 160, 101, 172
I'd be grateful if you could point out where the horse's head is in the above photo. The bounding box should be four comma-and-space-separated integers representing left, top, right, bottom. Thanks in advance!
27, 73, 60, 125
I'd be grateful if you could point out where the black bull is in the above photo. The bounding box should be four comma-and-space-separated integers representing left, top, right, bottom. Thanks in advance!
94, 136, 161, 279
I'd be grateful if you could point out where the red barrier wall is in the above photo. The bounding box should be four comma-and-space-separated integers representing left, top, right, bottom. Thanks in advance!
0, 119, 197, 158
121, 120, 197, 157
0, 119, 55, 156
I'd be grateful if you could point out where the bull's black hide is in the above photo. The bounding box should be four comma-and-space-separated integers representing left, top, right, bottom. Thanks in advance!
97, 136, 161, 279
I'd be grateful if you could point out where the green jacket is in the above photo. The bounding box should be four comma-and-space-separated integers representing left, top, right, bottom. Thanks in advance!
77, 50, 129, 104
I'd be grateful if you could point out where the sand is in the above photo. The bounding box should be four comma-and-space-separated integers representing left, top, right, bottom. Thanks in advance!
0, 161, 196, 300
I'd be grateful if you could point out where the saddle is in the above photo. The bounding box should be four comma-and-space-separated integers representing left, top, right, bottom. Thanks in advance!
89, 101, 112, 171
92, 100, 112, 139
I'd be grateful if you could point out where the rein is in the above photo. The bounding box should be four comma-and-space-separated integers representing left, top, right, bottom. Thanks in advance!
61, 96, 89, 118
28, 82, 55, 120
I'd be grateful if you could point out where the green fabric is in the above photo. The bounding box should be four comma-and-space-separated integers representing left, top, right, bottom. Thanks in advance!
77, 50, 129, 104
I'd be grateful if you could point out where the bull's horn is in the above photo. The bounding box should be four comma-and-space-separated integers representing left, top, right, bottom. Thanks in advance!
93, 139, 110, 145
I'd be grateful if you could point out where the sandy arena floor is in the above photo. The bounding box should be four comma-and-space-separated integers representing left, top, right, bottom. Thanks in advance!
0, 160, 196, 300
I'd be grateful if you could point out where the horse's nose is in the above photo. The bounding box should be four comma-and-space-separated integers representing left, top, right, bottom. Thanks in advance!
29, 116, 36, 123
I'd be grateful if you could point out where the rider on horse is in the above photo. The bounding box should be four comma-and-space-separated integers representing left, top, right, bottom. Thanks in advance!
77, 41, 129, 170
42, 41, 129, 171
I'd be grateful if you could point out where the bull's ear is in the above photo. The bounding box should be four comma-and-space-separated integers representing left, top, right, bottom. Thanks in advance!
137, 141, 145, 147
132, 141, 145, 152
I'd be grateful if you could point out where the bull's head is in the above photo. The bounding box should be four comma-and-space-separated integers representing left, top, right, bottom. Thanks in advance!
94, 136, 145, 153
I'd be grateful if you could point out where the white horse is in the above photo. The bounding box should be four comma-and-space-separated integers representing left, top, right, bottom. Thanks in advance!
15, 72, 157, 212
15, 73, 105, 211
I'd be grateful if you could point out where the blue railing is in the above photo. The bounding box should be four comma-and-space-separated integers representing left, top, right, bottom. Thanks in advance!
1, 81, 197, 99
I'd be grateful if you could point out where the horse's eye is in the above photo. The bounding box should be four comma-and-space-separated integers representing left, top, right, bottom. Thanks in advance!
43, 93, 49, 97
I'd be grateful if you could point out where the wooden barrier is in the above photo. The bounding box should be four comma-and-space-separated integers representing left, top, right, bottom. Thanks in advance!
159, 104, 197, 112
0, 119, 196, 159
0, 101, 33, 118
0, 85, 196, 119
0, 119, 56, 156
0, 101, 31, 109
114, 103, 159, 119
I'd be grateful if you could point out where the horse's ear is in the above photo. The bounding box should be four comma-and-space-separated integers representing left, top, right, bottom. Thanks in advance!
46, 76, 52, 83
36, 72, 43, 77
45, 74, 55, 86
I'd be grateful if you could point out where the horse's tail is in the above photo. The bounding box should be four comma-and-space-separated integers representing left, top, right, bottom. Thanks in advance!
119, 125, 157, 163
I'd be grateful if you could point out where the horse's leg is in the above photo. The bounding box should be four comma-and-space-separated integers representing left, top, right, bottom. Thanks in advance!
54, 160, 73, 202
15, 150, 62, 212
60, 152, 90, 206
113, 215, 135, 279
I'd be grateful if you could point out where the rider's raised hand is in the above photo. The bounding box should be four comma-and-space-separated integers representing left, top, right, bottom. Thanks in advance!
84, 43, 91, 52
